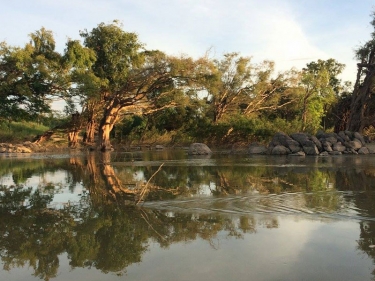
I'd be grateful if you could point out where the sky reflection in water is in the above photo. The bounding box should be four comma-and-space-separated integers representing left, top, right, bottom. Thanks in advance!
1, 151, 375, 281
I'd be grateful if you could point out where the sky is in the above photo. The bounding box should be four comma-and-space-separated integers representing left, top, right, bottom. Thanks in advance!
1, 0, 374, 84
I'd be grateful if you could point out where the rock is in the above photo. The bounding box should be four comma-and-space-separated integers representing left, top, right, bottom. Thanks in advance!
322, 141, 333, 152
333, 142, 346, 152
325, 136, 338, 144
344, 130, 354, 139
329, 151, 342, 155
338, 131, 350, 142
248, 143, 268, 154
345, 148, 358, 154
302, 141, 319, 155
16, 146, 32, 153
310, 135, 322, 151
271, 145, 290, 155
358, 147, 370, 154
155, 145, 165, 150
289, 151, 306, 156
316, 130, 325, 139
188, 143, 212, 155
286, 139, 302, 153
346, 140, 362, 150
354, 132, 366, 145
269, 132, 293, 147
290, 133, 310, 146
264, 131, 372, 156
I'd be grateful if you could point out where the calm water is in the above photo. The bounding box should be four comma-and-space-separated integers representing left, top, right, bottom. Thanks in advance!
1, 150, 375, 281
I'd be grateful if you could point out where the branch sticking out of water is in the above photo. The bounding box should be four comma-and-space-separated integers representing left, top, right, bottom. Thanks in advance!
136, 163, 164, 205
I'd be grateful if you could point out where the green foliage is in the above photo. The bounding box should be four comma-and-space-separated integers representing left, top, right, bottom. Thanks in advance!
0, 22, 349, 145
0, 121, 49, 142
298, 58, 344, 133
79, 21, 144, 90
0, 28, 70, 122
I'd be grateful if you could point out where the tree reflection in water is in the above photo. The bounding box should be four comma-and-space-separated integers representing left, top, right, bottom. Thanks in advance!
1, 152, 375, 280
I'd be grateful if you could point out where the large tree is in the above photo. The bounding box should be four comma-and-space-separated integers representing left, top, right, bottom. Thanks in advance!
346, 11, 375, 132
76, 21, 202, 151
298, 59, 344, 132
0, 28, 70, 122
202, 53, 297, 123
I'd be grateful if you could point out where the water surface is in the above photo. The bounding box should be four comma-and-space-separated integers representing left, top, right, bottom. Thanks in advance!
1, 151, 375, 280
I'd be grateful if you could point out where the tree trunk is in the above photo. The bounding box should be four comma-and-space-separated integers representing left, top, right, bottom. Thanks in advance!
97, 106, 120, 151
346, 63, 375, 133
98, 122, 114, 151
68, 130, 79, 148
301, 96, 308, 131
85, 119, 96, 143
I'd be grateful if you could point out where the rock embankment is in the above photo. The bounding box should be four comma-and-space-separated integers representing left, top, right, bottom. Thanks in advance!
0, 141, 62, 154
249, 131, 375, 156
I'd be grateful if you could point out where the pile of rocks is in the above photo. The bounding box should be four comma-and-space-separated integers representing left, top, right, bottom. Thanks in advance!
249, 131, 374, 156
0, 141, 53, 153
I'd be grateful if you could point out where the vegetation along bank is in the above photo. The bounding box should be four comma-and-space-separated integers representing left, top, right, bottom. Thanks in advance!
2, 12, 375, 150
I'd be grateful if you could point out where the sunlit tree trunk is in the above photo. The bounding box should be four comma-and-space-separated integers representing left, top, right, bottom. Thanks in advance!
98, 106, 120, 151
85, 118, 96, 143
68, 112, 81, 148
68, 131, 79, 148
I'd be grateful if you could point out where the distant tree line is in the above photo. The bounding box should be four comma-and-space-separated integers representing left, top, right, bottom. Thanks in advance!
1, 13, 375, 149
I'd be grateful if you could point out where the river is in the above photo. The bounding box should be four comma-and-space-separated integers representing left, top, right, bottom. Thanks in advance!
1, 150, 375, 280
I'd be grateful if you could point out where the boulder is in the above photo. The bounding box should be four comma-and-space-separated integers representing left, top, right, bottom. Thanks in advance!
354, 132, 366, 145
345, 140, 362, 150
332, 142, 346, 152
271, 145, 290, 155
329, 151, 342, 155
301, 141, 319, 155
289, 151, 306, 156
188, 143, 212, 155
345, 148, 358, 154
286, 139, 302, 153
358, 147, 370, 154
310, 135, 322, 151
15, 146, 32, 153
322, 141, 333, 152
338, 131, 350, 142
269, 132, 293, 148
290, 133, 310, 146
325, 136, 338, 144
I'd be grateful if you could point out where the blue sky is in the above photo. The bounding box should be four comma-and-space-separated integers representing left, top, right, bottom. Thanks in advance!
1, 0, 374, 83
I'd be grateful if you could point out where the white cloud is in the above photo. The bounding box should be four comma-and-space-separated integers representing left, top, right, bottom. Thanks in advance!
1, 0, 374, 83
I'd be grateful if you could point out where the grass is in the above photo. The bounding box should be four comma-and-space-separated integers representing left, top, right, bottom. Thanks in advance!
0, 121, 49, 143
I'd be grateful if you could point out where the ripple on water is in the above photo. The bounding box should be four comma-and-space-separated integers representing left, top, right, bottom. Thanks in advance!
143, 190, 375, 222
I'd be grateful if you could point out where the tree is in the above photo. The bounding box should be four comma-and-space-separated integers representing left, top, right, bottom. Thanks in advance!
241, 61, 296, 117
77, 21, 203, 151
64, 39, 99, 143
204, 53, 252, 123
201, 53, 297, 124
0, 28, 70, 122
346, 11, 375, 132
298, 59, 344, 132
